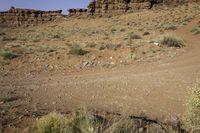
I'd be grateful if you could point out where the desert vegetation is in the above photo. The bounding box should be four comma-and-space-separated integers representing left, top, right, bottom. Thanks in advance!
33, 110, 139, 133
191, 25, 200, 35
32, 109, 180, 133
160, 35, 185, 47
69, 45, 88, 56
0, 50, 18, 59
185, 82, 200, 131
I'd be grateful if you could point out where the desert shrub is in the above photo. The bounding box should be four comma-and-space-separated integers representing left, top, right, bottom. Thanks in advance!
129, 32, 141, 39
143, 31, 150, 36
32, 113, 65, 133
184, 16, 195, 22
163, 24, 177, 30
120, 28, 126, 32
98, 43, 120, 51
47, 33, 63, 40
160, 35, 185, 47
190, 26, 200, 35
0, 50, 18, 59
0, 32, 6, 36
32, 110, 140, 133
86, 43, 97, 48
185, 82, 200, 130
64, 110, 101, 133
99, 45, 106, 50
0, 36, 16, 42
69, 45, 87, 56
104, 116, 137, 133
111, 28, 117, 33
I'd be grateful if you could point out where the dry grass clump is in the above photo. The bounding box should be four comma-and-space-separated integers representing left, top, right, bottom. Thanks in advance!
163, 24, 177, 30
143, 31, 150, 36
0, 32, 6, 36
0, 36, 17, 42
104, 116, 137, 133
129, 32, 141, 39
0, 50, 18, 59
32, 110, 140, 133
190, 26, 200, 35
69, 45, 88, 56
185, 82, 200, 131
32, 112, 64, 133
64, 110, 97, 133
160, 35, 185, 47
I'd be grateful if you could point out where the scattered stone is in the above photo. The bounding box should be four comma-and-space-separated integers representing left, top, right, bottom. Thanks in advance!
110, 62, 115, 65
154, 42, 159, 46
82, 61, 90, 67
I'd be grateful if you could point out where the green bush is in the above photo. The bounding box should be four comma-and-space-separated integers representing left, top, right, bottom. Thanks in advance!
185, 82, 200, 130
160, 35, 185, 47
32, 113, 64, 133
191, 26, 200, 35
0, 50, 18, 59
69, 45, 87, 56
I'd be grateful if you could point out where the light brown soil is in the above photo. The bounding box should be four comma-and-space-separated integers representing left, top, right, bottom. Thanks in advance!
0, 5, 200, 133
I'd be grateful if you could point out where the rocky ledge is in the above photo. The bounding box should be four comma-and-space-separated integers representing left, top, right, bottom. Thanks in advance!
0, 7, 62, 27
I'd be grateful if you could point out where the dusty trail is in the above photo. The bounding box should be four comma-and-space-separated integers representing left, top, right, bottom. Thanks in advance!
1, 17, 200, 121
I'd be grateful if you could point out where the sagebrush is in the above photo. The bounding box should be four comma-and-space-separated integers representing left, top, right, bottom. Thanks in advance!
160, 35, 185, 47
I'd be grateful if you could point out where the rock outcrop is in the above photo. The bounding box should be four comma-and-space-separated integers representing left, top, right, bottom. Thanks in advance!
0, 7, 62, 27
68, 0, 196, 17
0, 0, 198, 27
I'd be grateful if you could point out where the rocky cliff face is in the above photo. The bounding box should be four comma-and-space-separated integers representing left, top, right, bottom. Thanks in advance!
0, 7, 62, 27
0, 0, 198, 27
68, 0, 196, 17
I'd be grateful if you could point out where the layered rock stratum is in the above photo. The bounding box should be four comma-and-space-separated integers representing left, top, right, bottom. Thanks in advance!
68, 0, 197, 16
0, 7, 62, 27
